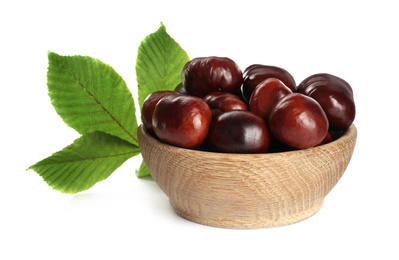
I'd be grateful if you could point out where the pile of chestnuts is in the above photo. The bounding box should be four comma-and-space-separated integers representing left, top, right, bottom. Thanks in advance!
141, 56, 356, 153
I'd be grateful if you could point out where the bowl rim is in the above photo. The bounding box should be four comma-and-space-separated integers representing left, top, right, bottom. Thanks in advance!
139, 124, 357, 158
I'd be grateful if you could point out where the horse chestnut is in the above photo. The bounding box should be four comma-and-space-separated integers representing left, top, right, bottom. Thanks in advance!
297, 73, 355, 130
203, 91, 248, 117
206, 110, 270, 153
152, 94, 212, 149
241, 64, 296, 102
249, 78, 293, 120
141, 90, 177, 133
181, 56, 243, 97
268, 93, 329, 149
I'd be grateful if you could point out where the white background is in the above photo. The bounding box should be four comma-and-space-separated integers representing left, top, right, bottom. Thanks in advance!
1, 0, 398, 259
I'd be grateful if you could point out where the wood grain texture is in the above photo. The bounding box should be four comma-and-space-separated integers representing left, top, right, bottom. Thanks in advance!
138, 124, 357, 229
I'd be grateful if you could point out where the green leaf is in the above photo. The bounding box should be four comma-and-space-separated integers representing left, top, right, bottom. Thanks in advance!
28, 132, 140, 194
136, 160, 151, 178
136, 22, 190, 109
47, 52, 139, 146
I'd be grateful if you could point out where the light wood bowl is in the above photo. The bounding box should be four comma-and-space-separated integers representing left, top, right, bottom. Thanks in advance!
138, 124, 357, 229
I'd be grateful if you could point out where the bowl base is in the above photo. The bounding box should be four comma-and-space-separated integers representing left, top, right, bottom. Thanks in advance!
170, 199, 324, 229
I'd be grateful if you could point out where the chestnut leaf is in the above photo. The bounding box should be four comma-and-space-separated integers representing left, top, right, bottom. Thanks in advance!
136, 160, 150, 178
47, 51, 139, 146
28, 132, 140, 194
135, 23, 189, 178
136, 22, 190, 108
29, 24, 190, 189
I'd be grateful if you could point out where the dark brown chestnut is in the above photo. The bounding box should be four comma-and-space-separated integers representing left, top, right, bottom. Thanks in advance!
241, 64, 296, 102
203, 91, 248, 117
249, 78, 293, 120
152, 94, 212, 149
181, 56, 243, 97
141, 90, 177, 133
297, 73, 355, 130
206, 110, 270, 153
268, 93, 329, 149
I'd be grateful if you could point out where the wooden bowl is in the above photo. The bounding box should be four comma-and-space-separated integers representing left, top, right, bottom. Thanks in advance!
138, 124, 357, 229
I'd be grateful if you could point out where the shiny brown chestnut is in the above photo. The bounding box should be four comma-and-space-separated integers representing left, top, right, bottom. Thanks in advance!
152, 94, 212, 149
268, 93, 329, 149
206, 110, 270, 153
141, 90, 177, 133
181, 56, 243, 97
203, 91, 248, 117
297, 73, 355, 130
249, 78, 293, 120
241, 64, 296, 102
